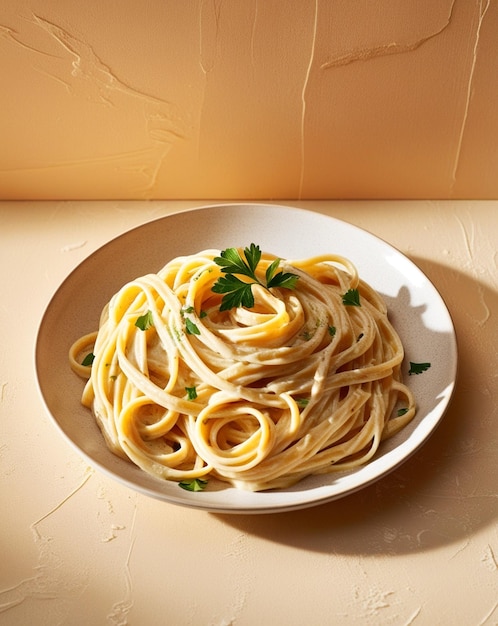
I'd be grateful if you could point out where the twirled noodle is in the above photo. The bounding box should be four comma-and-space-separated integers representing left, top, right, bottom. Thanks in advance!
69, 249, 415, 491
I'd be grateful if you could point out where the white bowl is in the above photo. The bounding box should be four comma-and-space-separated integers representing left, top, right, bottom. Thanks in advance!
35, 204, 457, 513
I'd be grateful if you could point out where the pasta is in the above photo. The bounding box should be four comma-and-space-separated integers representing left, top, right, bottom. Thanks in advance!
69, 247, 415, 491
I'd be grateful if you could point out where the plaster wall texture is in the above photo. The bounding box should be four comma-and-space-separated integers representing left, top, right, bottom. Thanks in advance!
1, 1, 497, 200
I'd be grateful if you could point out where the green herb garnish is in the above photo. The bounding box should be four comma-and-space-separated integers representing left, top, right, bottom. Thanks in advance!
185, 318, 200, 335
179, 478, 208, 492
212, 244, 299, 311
82, 352, 95, 366
135, 310, 154, 331
185, 386, 197, 400
408, 362, 431, 375
328, 325, 336, 337
397, 407, 409, 417
342, 288, 361, 306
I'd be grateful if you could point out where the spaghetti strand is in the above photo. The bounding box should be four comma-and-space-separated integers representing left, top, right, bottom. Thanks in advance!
69, 249, 415, 491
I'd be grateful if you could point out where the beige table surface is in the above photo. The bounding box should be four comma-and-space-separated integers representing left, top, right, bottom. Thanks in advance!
1, 200, 497, 626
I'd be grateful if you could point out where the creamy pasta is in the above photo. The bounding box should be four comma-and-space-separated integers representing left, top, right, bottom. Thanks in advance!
69, 246, 415, 491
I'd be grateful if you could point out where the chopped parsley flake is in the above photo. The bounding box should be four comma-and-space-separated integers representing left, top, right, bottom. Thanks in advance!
185, 318, 200, 335
81, 352, 95, 366
179, 478, 208, 492
135, 310, 154, 331
296, 398, 309, 408
408, 362, 431, 375
342, 289, 361, 306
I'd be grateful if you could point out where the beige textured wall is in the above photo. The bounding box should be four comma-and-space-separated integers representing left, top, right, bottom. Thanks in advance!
1, 1, 497, 200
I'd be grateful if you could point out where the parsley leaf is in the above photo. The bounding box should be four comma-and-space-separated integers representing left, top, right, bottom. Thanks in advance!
212, 274, 255, 311
214, 244, 261, 278
185, 318, 200, 335
265, 258, 281, 285
135, 310, 154, 331
328, 326, 336, 337
212, 244, 299, 311
265, 258, 299, 290
185, 386, 197, 400
179, 478, 208, 492
268, 271, 299, 290
397, 407, 409, 417
342, 289, 361, 306
408, 362, 431, 375
82, 352, 95, 366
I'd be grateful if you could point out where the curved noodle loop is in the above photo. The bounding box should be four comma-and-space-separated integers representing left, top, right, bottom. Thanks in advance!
69, 248, 415, 491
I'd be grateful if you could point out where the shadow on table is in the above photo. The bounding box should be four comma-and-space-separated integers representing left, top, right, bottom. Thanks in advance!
212, 257, 498, 556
